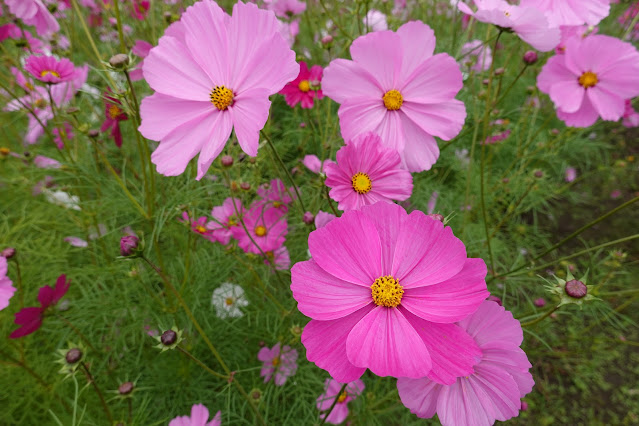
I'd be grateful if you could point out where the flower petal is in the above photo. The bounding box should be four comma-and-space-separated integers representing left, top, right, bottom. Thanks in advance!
350, 30, 402, 90
397, 377, 442, 419
229, 89, 271, 157
139, 93, 213, 141
322, 59, 382, 103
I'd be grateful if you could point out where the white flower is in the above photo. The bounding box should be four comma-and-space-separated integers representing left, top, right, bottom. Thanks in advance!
211, 283, 249, 319
43, 189, 81, 210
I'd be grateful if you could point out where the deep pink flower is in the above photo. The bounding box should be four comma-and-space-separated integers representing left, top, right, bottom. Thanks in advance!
324, 132, 413, 211
169, 404, 221, 426
520, 0, 610, 27
537, 35, 639, 128
322, 21, 466, 172
279, 61, 324, 109
231, 205, 288, 255
257, 342, 298, 385
10, 274, 70, 338
130, 39, 153, 81
291, 202, 489, 382
302, 155, 334, 174
180, 212, 217, 242
0, 256, 16, 311
131, 0, 150, 20
622, 100, 639, 128
52, 122, 74, 149
25, 55, 76, 84
460, 39, 492, 72
0, 23, 22, 42
100, 90, 129, 148
397, 301, 534, 426
139, 0, 298, 180
267, 0, 306, 18
317, 378, 365, 425
207, 198, 244, 245
458, 0, 560, 52
565, 167, 577, 182
256, 179, 295, 213
5, 0, 60, 37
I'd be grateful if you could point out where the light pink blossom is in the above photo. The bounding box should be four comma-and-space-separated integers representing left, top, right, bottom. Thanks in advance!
207, 198, 244, 245
302, 155, 334, 174
257, 342, 299, 385
231, 205, 288, 255
520, 0, 610, 27
622, 100, 639, 128
0, 257, 16, 311
34, 155, 61, 169
314, 211, 336, 228
460, 39, 492, 72
5, 0, 59, 37
169, 404, 221, 426
64, 237, 88, 248
317, 378, 365, 424
363, 9, 387, 32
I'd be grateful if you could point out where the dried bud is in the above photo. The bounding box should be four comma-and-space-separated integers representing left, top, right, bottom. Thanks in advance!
482, 78, 490, 86
109, 54, 130, 69
427, 214, 444, 222
65, 348, 83, 364
565, 279, 587, 299
161, 330, 177, 346
303, 211, 315, 225
494, 67, 505, 76
240, 182, 251, 191
523, 51, 538, 65
1, 247, 16, 259
119, 235, 140, 257
221, 155, 234, 167
118, 381, 134, 396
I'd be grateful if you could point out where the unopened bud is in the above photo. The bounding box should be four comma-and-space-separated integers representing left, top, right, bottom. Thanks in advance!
118, 381, 134, 395
88, 129, 100, 138
494, 67, 505, 76
120, 235, 140, 257
523, 51, 538, 65
534, 170, 544, 178
240, 182, 251, 191
109, 54, 130, 69
65, 348, 83, 364
321, 35, 333, 45
565, 279, 587, 298
221, 155, 233, 167
160, 330, 177, 346
303, 212, 314, 225
1, 247, 16, 259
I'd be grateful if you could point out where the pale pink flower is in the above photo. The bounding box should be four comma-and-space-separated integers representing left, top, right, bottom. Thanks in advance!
231, 205, 288, 255
0, 256, 16, 311
130, 39, 153, 81
25, 55, 76, 84
537, 35, 639, 128
460, 39, 493, 72
610, 189, 622, 199
565, 167, 577, 182
322, 21, 466, 172
397, 301, 534, 426
64, 237, 88, 248
256, 179, 295, 213
207, 198, 244, 245
279, 61, 324, 109
314, 211, 336, 228
302, 155, 334, 174
139, 0, 299, 179
622, 100, 639, 128
34, 155, 61, 169
5, 0, 60, 37
291, 202, 489, 382
257, 342, 299, 385
325, 133, 413, 211
317, 378, 365, 424
169, 404, 221, 426
363, 9, 387, 32
52, 122, 74, 149
520, 0, 610, 27
264, 245, 291, 270
267, 0, 306, 17
458, 0, 560, 52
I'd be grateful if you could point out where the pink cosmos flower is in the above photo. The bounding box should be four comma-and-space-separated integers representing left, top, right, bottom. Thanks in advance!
314, 211, 336, 228
556, 25, 597, 54
427, 191, 438, 214
256, 179, 295, 213
52, 122, 74, 149
619, 3, 639, 41
324, 132, 413, 211
180, 212, 217, 242
207, 197, 244, 245
322, 21, 466, 172
520, 0, 610, 27
622, 100, 639, 128
130, 40, 153, 81
231, 205, 288, 255
291, 202, 489, 382
537, 35, 639, 128
34, 155, 61, 169
279, 61, 324, 109
169, 404, 221, 426
460, 39, 493, 72
317, 378, 365, 425
257, 342, 299, 385
64, 236, 89, 248
5, 0, 60, 37
458, 0, 560, 52
565, 167, 577, 182
25, 55, 76, 84
131, 0, 150, 20
10, 274, 70, 338
139, 0, 298, 180
0, 23, 22, 42
302, 155, 334, 174
0, 256, 16, 311
363, 9, 388, 32
100, 90, 128, 148
267, 0, 306, 18
264, 245, 291, 270
397, 301, 534, 426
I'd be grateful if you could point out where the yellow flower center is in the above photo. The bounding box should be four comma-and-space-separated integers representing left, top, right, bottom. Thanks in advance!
40, 70, 60, 78
227, 217, 237, 227
578, 71, 598, 89
337, 391, 348, 403
255, 225, 267, 237
195, 225, 207, 234
271, 356, 280, 366
298, 80, 311, 92
273, 201, 282, 208
371, 275, 404, 308
351, 172, 372, 194
210, 85, 234, 110
383, 89, 403, 110
265, 251, 274, 261
0, 147, 10, 156
34, 98, 47, 108
108, 104, 122, 119
225, 297, 234, 306
25, 82, 34, 91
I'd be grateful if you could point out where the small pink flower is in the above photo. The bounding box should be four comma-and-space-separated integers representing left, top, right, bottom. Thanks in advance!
322, 21, 466, 172
291, 202, 489, 382
25, 55, 76, 84
622, 100, 639, 128
257, 342, 299, 385
256, 179, 295, 213
302, 155, 334, 174
207, 198, 244, 245
100, 89, 129, 148
267, 0, 306, 18
458, 0, 560, 52
397, 301, 534, 426
52, 122, 74, 149
131, 0, 150, 20
460, 39, 493, 72
279, 61, 324, 109
534, 297, 546, 307
520, 0, 611, 27
363, 9, 387, 32
130, 39, 153, 81
231, 205, 288, 255
317, 378, 365, 424
537, 35, 639, 128
264, 245, 291, 271
314, 211, 336, 228
610, 189, 622, 199
5, 0, 60, 37
64, 236, 88, 248
564, 167, 577, 182
180, 212, 217, 242
0, 257, 16, 311
169, 404, 221, 426
34, 155, 61, 169
324, 133, 413, 211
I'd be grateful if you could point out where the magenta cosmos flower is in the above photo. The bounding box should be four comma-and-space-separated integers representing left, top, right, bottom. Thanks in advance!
25, 55, 76, 84
169, 404, 221, 426
324, 132, 413, 211
302, 155, 334, 174
279, 61, 324, 109
5, 0, 59, 37
257, 342, 299, 385
322, 21, 466, 173
207, 197, 244, 245
256, 178, 295, 213
458, 0, 560, 52
397, 301, 534, 426
291, 202, 489, 382
100, 89, 128, 148
139, 0, 298, 180
317, 378, 365, 425
179, 212, 217, 243
537, 35, 639, 128
0, 256, 16, 311
520, 0, 610, 27
231, 204, 288, 255
10, 274, 70, 338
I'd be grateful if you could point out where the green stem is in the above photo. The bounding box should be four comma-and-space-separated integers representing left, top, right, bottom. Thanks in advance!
80, 362, 113, 423
520, 306, 559, 327
55, 314, 98, 353
320, 383, 348, 425
111, 0, 128, 53
177, 346, 228, 380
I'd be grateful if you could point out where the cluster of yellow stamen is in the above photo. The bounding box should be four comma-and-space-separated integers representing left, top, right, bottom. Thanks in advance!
255, 225, 267, 237
298, 80, 311, 92
271, 356, 281, 366
225, 297, 235, 306
383, 89, 403, 110
337, 391, 348, 403
210, 85, 234, 110
108, 104, 122, 119
195, 225, 207, 234
578, 71, 598, 89
351, 172, 372, 194
371, 275, 404, 308
40, 70, 60, 78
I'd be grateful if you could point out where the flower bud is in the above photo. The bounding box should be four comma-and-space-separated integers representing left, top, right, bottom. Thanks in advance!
118, 381, 134, 396
1, 247, 16, 259
161, 329, 177, 346
303, 212, 314, 225
240, 182, 251, 191
565, 279, 587, 299
494, 67, 505, 76
119, 235, 140, 257
321, 35, 333, 46
221, 155, 234, 167
88, 129, 100, 138
65, 348, 83, 364
534, 298, 546, 307
109, 54, 130, 69
523, 51, 538, 65
534, 170, 544, 178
